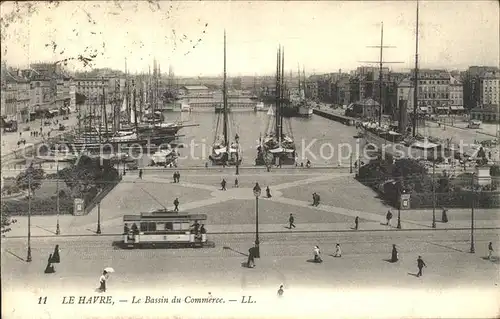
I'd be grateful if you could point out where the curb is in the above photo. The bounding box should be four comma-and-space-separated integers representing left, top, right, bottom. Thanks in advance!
2, 226, 499, 239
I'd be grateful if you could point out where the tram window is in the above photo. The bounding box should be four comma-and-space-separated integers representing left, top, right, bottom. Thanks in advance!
156, 222, 166, 230
140, 222, 156, 232
165, 222, 173, 230
182, 222, 190, 230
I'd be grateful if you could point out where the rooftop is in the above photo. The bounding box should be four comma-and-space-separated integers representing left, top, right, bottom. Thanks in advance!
183, 85, 209, 90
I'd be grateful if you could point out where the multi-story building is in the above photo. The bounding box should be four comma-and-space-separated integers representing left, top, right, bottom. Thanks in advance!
449, 76, 464, 113
305, 79, 318, 100
396, 77, 414, 114
463, 66, 499, 109
478, 71, 500, 106
417, 69, 450, 114
0, 69, 31, 122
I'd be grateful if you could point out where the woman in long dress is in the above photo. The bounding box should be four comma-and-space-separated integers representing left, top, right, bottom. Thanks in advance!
99, 270, 108, 292
334, 244, 342, 257
391, 244, 399, 262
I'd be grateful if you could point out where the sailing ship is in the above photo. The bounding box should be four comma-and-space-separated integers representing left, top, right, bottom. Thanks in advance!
255, 46, 296, 166
208, 31, 243, 166
282, 67, 313, 117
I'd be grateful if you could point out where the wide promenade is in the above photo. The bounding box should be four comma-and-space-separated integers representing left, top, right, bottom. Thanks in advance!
2, 230, 499, 319
4, 167, 500, 237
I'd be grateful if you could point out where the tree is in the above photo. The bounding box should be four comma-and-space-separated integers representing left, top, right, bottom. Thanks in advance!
15, 164, 45, 196
1, 202, 17, 236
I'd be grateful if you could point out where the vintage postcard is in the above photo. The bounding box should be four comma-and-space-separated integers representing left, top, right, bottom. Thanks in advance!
1, 1, 499, 318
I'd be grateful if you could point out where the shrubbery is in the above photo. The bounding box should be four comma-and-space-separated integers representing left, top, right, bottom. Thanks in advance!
357, 157, 500, 209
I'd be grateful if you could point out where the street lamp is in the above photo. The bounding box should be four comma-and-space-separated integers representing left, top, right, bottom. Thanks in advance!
56, 161, 60, 235
397, 188, 402, 229
350, 154, 353, 174
432, 156, 436, 228
470, 173, 475, 253
27, 175, 32, 262
96, 201, 101, 234
253, 183, 261, 258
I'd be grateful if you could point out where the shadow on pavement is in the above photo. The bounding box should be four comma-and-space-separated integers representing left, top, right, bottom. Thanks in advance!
223, 246, 248, 256
306, 259, 322, 263
383, 258, 396, 263
481, 256, 499, 264
425, 241, 465, 253
407, 272, 419, 277
5, 250, 26, 262
35, 225, 56, 235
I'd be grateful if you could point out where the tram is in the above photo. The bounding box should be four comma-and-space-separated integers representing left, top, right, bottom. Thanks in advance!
122, 210, 215, 248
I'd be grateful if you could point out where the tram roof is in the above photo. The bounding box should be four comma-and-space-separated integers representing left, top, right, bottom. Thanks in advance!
123, 212, 207, 222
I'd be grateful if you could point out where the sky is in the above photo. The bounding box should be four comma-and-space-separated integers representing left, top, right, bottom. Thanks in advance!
1, 1, 498, 76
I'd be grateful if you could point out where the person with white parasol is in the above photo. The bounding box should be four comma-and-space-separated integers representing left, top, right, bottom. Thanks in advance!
98, 267, 114, 292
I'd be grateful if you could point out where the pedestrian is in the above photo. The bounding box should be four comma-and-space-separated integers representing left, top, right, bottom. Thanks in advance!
416, 255, 427, 277
488, 242, 493, 260
488, 151, 492, 159
306, 159, 311, 168
173, 172, 177, 183
277, 285, 284, 297
138, 169, 143, 179
173, 198, 179, 212
176, 171, 181, 183
391, 244, 398, 263
221, 178, 227, 191
266, 186, 272, 198
386, 210, 393, 226
247, 246, 255, 268
51, 245, 60, 263
334, 243, 342, 257
288, 213, 296, 229
354, 216, 359, 230
312, 193, 317, 206
234, 178, 239, 188
315, 193, 320, 206
98, 270, 108, 292
44, 254, 55, 274
313, 245, 322, 262
441, 207, 448, 223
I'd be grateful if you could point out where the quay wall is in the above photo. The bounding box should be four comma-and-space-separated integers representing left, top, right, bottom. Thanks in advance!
313, 109, 358, 126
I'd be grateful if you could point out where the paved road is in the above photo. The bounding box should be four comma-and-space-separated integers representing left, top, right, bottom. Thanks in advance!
2, 230, 499, 319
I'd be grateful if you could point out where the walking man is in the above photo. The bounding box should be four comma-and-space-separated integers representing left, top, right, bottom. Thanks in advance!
354, 216, 359, 230
288, 213, 296, 229
315, 193, 320, 206
176, 171, 181, 183
234, 178, 239, 188
312, 193, 317, 206
266, 186, 272, 198
277, 285, 284, 297
221, 179, 227, 191
173, 172, 177, 183
138, 169, 143, 179
173, 198, 180, 212
386, 210, 393, 226
416, 255, 427, 277
488, 242, 494, 260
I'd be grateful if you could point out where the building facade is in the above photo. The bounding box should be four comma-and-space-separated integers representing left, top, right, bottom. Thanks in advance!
479, 72, 500, 106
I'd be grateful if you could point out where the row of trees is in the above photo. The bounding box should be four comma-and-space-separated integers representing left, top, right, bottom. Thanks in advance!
1, 156, 119, 234
357, 154, 500, 208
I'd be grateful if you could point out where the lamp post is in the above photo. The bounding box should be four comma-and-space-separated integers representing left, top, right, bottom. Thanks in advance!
27, 175, 32, 262
253, 183, 261, 258
470, 173, 475, 253
56, 161, 60, 235
96, 201, 101, 234
432, 158, 436, 228
397, 188, 402, 229
235, 147, 240, 176
350, 154, 353, 174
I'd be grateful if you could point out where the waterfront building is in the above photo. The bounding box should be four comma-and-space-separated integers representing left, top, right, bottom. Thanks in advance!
463, 66, 499, 109
449, 75, 465, 114
180, 85, 210, 96
470, 105, 500, 123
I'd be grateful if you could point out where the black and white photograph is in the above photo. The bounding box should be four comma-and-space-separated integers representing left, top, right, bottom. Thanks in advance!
1, 1, 499, 318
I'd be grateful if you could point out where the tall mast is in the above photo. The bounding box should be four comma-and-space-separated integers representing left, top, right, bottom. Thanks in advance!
280, 47, 285, 141
275, 47, 280, 138
222, 30, 229, 147
102, 77, 108, 138
379, 22, 384, 126
133, 79, 138, 132
297, 63, 301, 98
412, 0, 420, 137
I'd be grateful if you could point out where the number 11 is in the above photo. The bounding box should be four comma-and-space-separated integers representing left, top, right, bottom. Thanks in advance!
38, 297, 47, 304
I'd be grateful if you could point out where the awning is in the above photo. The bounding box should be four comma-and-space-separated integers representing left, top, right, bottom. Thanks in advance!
450, 106, 465, 110
435, 107, 448, 110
